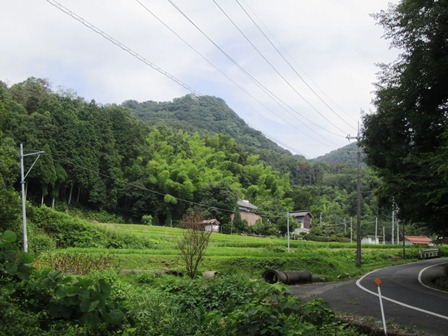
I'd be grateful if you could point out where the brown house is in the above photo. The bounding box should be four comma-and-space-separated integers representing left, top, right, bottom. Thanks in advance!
231, 200, 262, 226
289, 211, 312, 234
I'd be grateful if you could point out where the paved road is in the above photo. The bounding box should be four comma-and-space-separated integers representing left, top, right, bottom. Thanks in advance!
290, 258, 448, 335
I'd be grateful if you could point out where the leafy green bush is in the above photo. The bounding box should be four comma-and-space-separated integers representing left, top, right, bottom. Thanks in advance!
28, 206, 154, 249
124, 287, 193, 336
0, 230, 42, 335
0, 229, 130, 335
200, 282, 359, 335
27, 223, 56, 256
141, 214, 153, 225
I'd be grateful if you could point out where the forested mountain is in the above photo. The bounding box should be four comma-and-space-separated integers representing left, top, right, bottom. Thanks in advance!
313, 142, 366, 166
123, 95, 292, 156
0, 77, 390, 240
123, 96, 309, 179
0, 78, 293, 230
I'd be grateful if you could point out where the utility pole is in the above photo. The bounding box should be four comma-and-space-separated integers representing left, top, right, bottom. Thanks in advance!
350, 217, 353, 243
347, 125, 362, 267
392, 208, 395, 245
375, 217, 378, 244
20, 144, 45, 252
286, 212, 290, 253
402, 221, 406, 259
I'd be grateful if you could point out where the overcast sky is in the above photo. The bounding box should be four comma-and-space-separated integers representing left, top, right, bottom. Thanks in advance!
1, 0, 399, 159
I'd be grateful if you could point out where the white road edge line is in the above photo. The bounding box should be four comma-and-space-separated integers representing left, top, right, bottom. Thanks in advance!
356, 268, 448, 321
418, 262, 448, 293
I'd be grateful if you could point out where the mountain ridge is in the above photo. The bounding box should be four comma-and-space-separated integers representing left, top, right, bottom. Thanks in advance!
123, 94, 353, 167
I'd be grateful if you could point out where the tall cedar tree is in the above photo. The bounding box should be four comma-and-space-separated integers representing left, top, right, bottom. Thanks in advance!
362, 0, 448, 235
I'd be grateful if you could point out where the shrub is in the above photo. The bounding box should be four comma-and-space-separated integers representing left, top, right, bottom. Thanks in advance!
200, 282, 359, 335
141, 214, 153, 225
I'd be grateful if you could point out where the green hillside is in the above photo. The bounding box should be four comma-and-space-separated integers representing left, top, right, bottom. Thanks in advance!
123, 95, 310, 176
312, 142, 366, 166
0, 77, 393, 241
123, 95, 291, 154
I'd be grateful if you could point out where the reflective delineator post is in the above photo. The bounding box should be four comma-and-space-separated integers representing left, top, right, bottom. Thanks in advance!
375, 278, 387, 335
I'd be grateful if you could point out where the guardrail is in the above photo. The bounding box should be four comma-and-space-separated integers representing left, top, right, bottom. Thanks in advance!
419, 248, 439, 259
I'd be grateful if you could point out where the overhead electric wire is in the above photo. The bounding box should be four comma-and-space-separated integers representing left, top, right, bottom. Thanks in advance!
239, 0, 358, 126
47, 0, 341, 151
168, 0, 346, 138
236, 0, 357, 132
135, 0, 336, 149
46, 0, 201, 96
213, 0, 348, 135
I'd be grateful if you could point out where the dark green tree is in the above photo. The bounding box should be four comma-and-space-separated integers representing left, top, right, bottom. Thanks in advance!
0, 135, 21, 232
362, 0, 448, 235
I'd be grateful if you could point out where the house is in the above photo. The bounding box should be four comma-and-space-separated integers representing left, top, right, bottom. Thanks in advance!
231, 200, 262, 226
289, 211, 312, 234
404, 235, 432, 245
198, 219, 220, 232
361, 236, 379, 244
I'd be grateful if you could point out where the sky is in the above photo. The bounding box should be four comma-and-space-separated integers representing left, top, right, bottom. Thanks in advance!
1, 0, 400, 159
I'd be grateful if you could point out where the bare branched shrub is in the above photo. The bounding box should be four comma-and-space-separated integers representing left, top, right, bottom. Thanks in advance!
177, 212, 212, 278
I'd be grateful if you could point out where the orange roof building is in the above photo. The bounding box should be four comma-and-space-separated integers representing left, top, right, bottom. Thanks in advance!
404, 235, 432, 245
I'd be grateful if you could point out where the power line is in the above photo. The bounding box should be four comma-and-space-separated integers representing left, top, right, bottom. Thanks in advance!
135, 0, 337, 149
168, 0, 346, 138
47, 0, 338, 149
46, 0, 201, 96
240, 0, 357, 126
236, 0, 357, 131
47, 0, 342, 151
214, 0, 349, 135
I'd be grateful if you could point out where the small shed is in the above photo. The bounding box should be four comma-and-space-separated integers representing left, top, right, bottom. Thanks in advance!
290, 211, 312, 234
199, 219, 220, 232
361, 236, 379, 244
404, 235, 432, 245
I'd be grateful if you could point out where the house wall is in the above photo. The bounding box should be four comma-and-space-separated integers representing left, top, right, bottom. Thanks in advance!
205, 225, 220, 232
303, 215, 312, 229
231, 212, 262, 226
294, 215, 312, 229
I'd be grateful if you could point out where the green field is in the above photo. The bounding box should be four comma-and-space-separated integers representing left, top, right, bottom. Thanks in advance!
35, 222, 437, 281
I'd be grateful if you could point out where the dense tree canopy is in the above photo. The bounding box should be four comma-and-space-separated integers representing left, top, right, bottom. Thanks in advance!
362, 0, 448, 235
0, 77, 393, 239
0, 79, 295, 230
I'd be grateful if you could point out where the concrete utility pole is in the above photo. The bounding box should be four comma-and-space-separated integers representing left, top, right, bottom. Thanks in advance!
375, 217, 378, 244
20, 144, 44, 252
347, 126, 362, 267
392, 208, 395, 245
286, 211, 290, 252
350, 217, 353, 243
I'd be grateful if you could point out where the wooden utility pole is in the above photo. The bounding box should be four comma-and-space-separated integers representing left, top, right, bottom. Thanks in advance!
347, 126, 362, 268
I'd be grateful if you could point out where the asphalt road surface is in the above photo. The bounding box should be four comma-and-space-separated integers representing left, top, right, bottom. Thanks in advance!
290, 258, 448, 335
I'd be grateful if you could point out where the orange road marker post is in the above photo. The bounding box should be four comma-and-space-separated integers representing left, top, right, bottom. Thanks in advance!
375, 278, 387, 335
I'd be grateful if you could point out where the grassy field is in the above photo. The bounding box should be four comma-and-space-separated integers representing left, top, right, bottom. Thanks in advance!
33, 222, 445, 282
